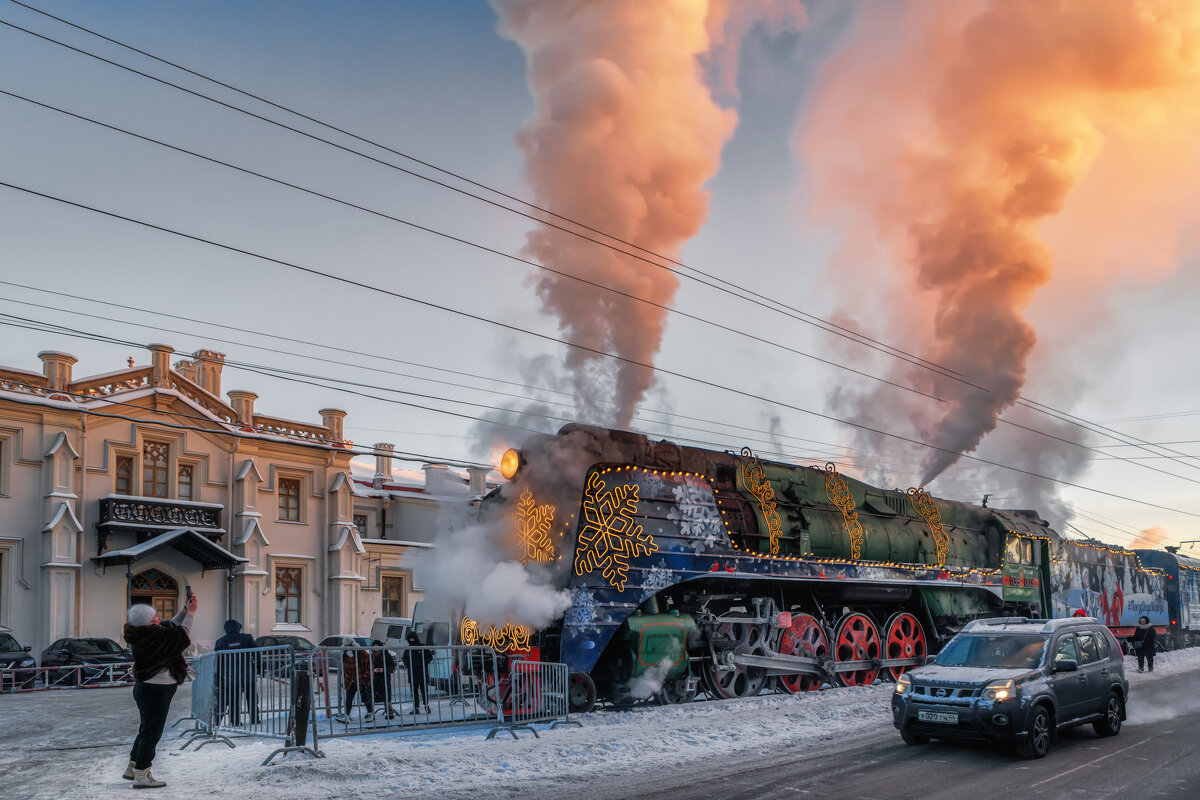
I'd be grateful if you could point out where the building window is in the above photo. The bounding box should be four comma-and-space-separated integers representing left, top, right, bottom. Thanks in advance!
275, 566, 302, 623
143, 441, 169, 499
130, 568, 178, 619
115, 456, 133, 495
381, 574, 405, 618
178, 464, 194, 501
353, 513, 368, 537
278, 478, 301, 521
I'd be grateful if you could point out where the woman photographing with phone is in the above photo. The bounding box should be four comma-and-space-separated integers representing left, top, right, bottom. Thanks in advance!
122, 590, 198, 789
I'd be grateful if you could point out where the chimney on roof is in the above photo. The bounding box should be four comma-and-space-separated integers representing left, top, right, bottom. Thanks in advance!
373, 442, 394, 489
38, 351, 77, 391
148, 344, 174, 388
173, 358, 197, 383
466, 466, 490, 495
227, 390, 257, 426
193, 349, 225, 397
320, 409, 346, 446
423, 463, 449, 495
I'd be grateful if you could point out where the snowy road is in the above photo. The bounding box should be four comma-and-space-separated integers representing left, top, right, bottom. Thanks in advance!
1, 650, 1197, 799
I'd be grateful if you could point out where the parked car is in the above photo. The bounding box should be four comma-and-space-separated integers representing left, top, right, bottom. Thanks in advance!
255, 634, 316, 674
370, 617, 412, 650
40, 637, 133, 686
892, 617, 1128, 758
0, 633, 38, 690
316, 635, 373, 673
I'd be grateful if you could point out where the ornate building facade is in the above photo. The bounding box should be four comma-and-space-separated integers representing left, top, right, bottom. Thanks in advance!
0, 343, 484, 653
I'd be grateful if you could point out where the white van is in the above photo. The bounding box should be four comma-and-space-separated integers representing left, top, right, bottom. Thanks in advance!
370, 617, 412, 649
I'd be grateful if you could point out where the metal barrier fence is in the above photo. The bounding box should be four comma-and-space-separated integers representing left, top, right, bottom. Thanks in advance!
485, 660, 578, 740
182, 645, 321, 765
308, 644, 509, 738
0, 662, 134, 692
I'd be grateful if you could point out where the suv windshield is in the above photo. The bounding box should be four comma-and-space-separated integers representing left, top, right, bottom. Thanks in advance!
0, 634, 20, 651
937, 633, 1047, 669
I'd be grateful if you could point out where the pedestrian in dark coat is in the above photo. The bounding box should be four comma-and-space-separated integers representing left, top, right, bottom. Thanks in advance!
214, 619, 259, 725
1133, 616, 1157, 672
406, 631, 433, 714
122, 593, 197, 789
371, 640, 399, 719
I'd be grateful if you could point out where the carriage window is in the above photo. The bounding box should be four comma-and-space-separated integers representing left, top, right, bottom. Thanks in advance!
1022, 540, 1033, 565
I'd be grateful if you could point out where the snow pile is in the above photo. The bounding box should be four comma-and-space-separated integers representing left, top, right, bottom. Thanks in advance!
2, 646, 1197, 799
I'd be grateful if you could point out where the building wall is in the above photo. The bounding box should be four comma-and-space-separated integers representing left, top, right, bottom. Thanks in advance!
0, 347, 442, 655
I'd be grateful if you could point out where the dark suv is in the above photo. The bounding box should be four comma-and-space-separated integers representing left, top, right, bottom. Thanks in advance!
0, 633, 38, 690
892, 617, 1128, 758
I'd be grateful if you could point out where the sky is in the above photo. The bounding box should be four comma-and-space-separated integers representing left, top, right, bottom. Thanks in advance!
2, 0, 1199, 554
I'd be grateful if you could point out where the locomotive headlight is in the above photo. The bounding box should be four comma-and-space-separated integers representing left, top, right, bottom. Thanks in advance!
500, 448, 520, 480
895, 673, 912, 695
982, 679, 1014, 701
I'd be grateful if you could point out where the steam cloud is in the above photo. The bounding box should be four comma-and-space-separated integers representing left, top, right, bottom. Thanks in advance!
799, 0, 1200, 487
491, 0, 803, 428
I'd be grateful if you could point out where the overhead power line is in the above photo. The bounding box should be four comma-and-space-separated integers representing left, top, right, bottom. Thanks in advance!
0, 8, 981, 392
2, 190, 1199, 520
0, 87, 945, 405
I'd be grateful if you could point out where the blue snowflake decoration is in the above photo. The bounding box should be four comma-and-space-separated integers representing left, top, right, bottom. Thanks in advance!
563, 585, 601, 634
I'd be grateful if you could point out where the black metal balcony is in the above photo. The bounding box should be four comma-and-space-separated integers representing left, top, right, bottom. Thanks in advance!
97, 496, 224, 546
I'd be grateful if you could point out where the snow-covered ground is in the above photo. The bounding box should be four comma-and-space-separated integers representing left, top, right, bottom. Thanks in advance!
3, 649, 1198, 799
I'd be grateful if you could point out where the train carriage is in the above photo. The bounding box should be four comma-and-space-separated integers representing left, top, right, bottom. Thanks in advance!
1132, 549, 1200, 649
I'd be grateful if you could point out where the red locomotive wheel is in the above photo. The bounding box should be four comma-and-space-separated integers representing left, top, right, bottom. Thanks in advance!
833, 612, 880, 687
883, 612, 927, 681
777, 613, 829, 693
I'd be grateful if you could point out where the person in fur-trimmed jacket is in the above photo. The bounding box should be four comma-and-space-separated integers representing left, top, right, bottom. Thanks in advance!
121, 592, 197, 789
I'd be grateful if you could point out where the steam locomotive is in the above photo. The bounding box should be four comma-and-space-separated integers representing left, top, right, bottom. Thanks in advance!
477, 424, 1200, 711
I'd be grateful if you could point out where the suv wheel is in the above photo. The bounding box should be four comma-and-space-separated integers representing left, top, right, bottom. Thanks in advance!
901, 730, 930, 746
1093, 692, 1123, 738
1017, 705, 1051, 759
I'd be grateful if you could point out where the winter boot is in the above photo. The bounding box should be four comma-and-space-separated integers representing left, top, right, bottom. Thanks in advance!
132, 768, 166, 789
122, 760, 136, 780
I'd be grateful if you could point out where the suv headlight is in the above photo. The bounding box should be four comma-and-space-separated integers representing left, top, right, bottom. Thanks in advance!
19, 658, 35, 667
895, 673, 912, 695
982, 679, 1015, 701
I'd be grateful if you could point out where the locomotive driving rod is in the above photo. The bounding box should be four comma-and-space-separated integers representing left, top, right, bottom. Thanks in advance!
727, 650, 923, 676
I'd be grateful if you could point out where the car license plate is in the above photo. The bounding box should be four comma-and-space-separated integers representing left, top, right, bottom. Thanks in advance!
918, 710, 958, 724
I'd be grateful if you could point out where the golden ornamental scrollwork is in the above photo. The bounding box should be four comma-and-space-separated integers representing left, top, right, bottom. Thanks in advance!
738, 447, 783, 555
510, 488, 556, 564
574, 471, 657, 592
460, 617, 532, 653
823, 462, 865, 559
907, 487, 949, 566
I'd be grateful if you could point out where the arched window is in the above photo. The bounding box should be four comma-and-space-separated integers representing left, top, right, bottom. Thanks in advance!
130, 568, 179, 619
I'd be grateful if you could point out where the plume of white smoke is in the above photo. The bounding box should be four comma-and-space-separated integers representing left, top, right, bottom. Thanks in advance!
491, 0, 804, 428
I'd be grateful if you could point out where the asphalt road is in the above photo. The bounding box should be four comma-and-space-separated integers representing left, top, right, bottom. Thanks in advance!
632, 672, 1200, 800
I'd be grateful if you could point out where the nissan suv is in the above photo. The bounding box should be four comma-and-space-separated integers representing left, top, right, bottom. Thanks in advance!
892, 617, 1128, 758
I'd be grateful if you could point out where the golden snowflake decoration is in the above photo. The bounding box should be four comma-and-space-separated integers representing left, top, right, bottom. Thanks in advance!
460, 617, 531, 653
574, 471, 657, 592
510, 488, 556, 564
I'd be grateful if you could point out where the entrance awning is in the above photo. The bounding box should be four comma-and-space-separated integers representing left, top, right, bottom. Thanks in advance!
94, 528, 247, 572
